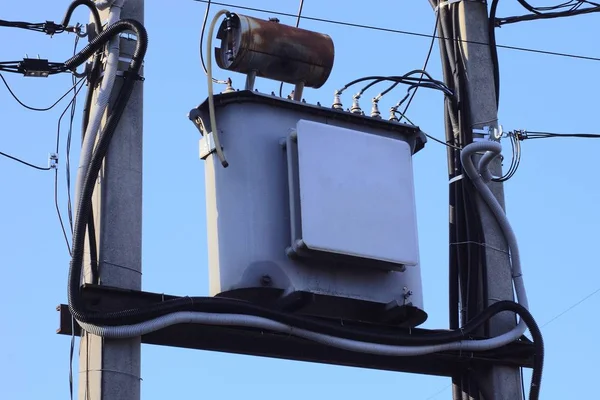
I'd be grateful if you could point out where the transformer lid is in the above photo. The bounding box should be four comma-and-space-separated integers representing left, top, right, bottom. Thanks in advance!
193, 90, 428, 154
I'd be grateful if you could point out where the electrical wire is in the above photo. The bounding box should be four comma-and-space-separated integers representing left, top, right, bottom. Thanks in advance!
192, 0, 600, 63
519, 130, 600, 139
401, 12, 439, 118
0, 19, 64, 34
343, 74, 453, 98
492, 131, 521, 182
66, 38, 81, 234
0, 151, 52, 170
498, 3, 600, 25
0, 72, 85, 111
199, 0, 227, 84
55, 168, 72, 255
278, 0, 305, 97
490, 0, 501, 106
55, 78, 86, 255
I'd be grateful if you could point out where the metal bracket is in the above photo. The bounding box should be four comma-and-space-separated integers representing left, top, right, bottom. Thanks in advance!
199, 132, 217, 160
473, 125, 503, 141
435, 0, 484, 12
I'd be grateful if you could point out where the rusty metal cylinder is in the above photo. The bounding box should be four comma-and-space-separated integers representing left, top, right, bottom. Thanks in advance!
215, 14, 335, 88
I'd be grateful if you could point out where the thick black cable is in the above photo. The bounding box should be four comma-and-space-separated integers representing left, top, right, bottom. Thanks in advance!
345, 74, 452, 97
0, 151, 51, 170
523, 131, 600, 139
61, 0, 102, 33
0, 19, 53, 33
498, 4, 600, 25
0, 73, 85, 111
490, 0, 501, 106
63, 19, 147, 72
68, 19, 147, 323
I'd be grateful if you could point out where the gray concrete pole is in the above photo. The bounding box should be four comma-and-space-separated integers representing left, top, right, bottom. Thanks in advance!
456, 2, 524, 399
78, 1, 144, 399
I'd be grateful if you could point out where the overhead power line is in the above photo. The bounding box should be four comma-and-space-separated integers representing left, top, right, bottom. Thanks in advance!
193, 0, 600, 63
0, 150, 52, 170
0, 72, 85, 111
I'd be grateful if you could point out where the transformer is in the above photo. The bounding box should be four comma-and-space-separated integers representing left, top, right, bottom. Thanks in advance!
189, 91, 428, 327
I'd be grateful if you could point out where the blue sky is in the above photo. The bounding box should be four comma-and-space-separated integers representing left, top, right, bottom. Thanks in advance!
1, 1, 599, 399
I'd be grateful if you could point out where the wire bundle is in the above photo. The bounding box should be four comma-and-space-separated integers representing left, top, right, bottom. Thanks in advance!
499, 1, 600, 25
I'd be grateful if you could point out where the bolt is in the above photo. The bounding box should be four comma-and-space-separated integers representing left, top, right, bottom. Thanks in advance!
260, 275, 272, 287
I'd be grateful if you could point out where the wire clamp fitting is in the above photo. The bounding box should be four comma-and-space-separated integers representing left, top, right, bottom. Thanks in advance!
49, 153, 59, 169
472, 125, 503, 141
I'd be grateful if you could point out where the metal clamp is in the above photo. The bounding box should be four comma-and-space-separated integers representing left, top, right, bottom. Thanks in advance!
49, 153, 59, 169
199, 132, 217, 160
472, 125, 503, 141
435, 0, 483, 13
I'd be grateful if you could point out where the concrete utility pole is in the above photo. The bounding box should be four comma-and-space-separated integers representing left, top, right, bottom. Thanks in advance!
454, 2, 524, 399
78, 1, 144, 399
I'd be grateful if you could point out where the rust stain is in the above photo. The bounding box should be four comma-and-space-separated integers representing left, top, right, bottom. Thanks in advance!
215, 14, 335, 88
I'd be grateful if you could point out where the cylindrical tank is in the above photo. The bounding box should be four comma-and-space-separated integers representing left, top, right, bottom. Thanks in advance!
215, 13, 335, 88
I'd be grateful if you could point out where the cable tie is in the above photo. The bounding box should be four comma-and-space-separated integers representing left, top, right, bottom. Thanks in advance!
449, 174, 463, 184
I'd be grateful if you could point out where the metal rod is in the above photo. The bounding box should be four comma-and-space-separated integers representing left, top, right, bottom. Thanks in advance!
245, 70, 257, 91
293, 82, 304, 101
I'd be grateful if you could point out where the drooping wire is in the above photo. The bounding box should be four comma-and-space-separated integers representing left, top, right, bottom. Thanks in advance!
493, 131, 521, 182
400, 11, 440, 118
199, 0, 227, 84
342, 74, 453, 98
0, 151, 52, 170
54, 78, 86, 256
192, 0, 600, 63
0, 72, 85, 111
66, 36, 81, 234
390, 110, 462, 151
278, 0, 305, 97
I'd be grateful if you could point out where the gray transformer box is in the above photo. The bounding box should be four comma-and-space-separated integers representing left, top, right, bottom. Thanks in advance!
190, 91, 428, 327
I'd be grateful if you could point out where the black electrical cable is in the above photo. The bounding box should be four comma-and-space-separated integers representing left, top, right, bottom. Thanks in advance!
54, 78, 86, 255
68, 19, 147, 323
490, 0, 501, 106
522, 131, 600, 139
498, 3, 600, 25
278, 0, 305, 97
199, 0, 212, 77
346, 73, 452, 97
55, 168, 72, 255
0, 73, 85, 111
60, 0, 102, 33
0, 19, 61, 34
66, 37, 81, 234
63, 19, 146, 73
401, 13, 439, 118
198, 0, 228, 84
0, 151, 52, 170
